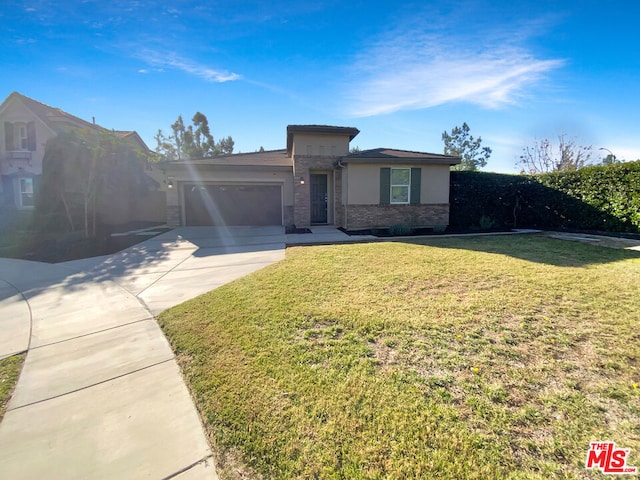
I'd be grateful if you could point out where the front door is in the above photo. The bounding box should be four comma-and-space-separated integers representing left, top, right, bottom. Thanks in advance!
310, 174, 328, 224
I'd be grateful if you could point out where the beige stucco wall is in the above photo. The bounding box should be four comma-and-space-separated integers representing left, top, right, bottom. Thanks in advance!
291, 133, 350, 157
0, 101, 54, 176
166, 167, 293, 205
345, 164, 451, 204
161, 165, 294, 225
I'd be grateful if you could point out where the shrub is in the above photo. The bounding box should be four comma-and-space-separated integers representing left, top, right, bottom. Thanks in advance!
450, 161, 640, 233
388, 224, 414, 236
479, 215, 496, 230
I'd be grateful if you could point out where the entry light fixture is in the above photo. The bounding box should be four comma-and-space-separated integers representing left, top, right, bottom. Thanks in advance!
299, 176, 305, 185
165, 179, 174, 188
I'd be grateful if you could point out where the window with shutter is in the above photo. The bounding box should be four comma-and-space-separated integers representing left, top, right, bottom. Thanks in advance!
380, 168, 390, 204
27, 122, 36, 151
390, 168, 410, 204
4, 122, 13, 151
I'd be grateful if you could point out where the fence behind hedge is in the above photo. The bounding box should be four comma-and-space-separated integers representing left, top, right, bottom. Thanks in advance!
449, 161, 640, 233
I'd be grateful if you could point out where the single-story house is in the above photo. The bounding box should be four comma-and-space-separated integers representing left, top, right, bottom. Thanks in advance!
160, 125, 461, 230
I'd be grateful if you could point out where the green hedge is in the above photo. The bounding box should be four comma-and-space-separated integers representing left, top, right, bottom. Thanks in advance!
450, 161, 640, 233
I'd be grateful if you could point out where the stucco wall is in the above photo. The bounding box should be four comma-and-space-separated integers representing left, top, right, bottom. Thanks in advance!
163, 165, 293, 226
0, 102, 54, 177
291, 134, 350, 157
345, 163, 451, 204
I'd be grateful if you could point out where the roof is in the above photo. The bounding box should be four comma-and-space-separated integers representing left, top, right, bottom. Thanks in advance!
163, 149, 292, 169
286, 125, 360, 155
0, 92, 150, 150
343, 148, 461, 166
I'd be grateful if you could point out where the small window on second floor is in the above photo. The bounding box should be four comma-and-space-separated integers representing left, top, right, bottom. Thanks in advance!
4, 121, 36, 151
17, 124, 28, 150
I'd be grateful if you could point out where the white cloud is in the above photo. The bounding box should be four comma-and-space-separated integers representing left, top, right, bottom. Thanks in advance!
137, 50, 241, 83
346, 30, 564, 117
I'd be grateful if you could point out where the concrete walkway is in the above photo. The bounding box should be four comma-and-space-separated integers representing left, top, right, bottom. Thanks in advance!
0, 226, 287, 479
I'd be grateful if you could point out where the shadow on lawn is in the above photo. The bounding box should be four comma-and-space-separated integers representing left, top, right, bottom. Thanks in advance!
408, 233, 640, 268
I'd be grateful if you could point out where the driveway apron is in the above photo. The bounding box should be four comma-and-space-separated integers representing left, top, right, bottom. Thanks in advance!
0, 226, 286, 479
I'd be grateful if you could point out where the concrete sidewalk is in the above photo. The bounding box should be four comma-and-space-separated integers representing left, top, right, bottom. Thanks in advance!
0, 226, 287, 479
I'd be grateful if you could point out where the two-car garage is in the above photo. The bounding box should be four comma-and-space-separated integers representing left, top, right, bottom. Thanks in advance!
183, 183, 283, 226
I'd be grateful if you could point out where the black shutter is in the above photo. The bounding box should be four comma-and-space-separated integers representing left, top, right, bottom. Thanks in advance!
410, 167, 421, 204
380, 168, 390, 204
4, 122, 13, 151
27, 122, 36, 151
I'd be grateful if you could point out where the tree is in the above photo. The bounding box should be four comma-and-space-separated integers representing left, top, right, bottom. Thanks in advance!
600, 154, 619, 165
216, 136, 235, 155
154, 112, 234, 160
599, 149, 620, 165
442, 122, 491, 171
36, 128, 153, 238
518, 135, 593, 174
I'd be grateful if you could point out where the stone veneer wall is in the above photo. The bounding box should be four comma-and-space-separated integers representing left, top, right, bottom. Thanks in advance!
283, 205, 294, 228
293, 156, 341, 227
333, 170, 344, 228
167, 205, 181, 227
344, 204, 450, 230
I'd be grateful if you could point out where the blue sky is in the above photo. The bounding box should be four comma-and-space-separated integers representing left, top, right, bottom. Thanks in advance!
2, 0, 639, 172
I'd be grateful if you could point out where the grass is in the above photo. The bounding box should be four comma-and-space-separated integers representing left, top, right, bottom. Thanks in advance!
0, 354, 25, 422
158, 235, 640, 479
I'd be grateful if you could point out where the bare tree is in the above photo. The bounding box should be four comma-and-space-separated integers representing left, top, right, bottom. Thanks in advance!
518, 135, 593, 174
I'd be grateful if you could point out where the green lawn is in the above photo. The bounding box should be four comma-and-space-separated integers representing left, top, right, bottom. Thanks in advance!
0, 354, 25, 422
158, 235, 640, 479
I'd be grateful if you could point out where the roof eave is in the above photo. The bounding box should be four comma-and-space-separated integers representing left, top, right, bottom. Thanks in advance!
342, 157, 461, 166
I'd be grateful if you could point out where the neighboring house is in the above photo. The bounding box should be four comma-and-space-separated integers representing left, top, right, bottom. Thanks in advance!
0, 92, 163, 225
160, 125, 461, 230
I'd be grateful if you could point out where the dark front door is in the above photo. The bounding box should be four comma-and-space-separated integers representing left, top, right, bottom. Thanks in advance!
310, 174, 328, 224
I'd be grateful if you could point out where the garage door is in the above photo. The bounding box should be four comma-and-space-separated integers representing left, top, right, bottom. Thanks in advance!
184, 184, 282, 226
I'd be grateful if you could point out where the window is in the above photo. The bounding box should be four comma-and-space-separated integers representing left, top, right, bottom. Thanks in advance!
19, 177, 34, 208
4, 121, 35, 151
380, 167, 421, 205
390, 168, 410, 204
16, 124, 28, 150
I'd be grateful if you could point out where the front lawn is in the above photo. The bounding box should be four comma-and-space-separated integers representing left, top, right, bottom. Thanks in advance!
159, 235, 640, 479
0, 354, 25, 422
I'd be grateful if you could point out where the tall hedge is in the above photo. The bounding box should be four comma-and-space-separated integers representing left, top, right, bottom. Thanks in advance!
450, 161, 640, 233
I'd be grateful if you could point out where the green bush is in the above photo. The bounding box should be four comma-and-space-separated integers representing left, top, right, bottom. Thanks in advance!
388, 224, 414, 236
450, 161, 640, 233
478, 215, 496, 230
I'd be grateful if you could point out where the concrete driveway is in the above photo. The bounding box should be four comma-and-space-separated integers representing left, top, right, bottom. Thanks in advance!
0, 226, 286, 479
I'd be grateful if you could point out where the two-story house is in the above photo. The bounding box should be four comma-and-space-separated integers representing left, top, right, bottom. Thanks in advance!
0, 92, 163, 227
0, 92, 151, 210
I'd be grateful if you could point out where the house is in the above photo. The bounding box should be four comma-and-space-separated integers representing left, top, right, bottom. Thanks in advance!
160, 125, 461, 230
0, 92, 164, 226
